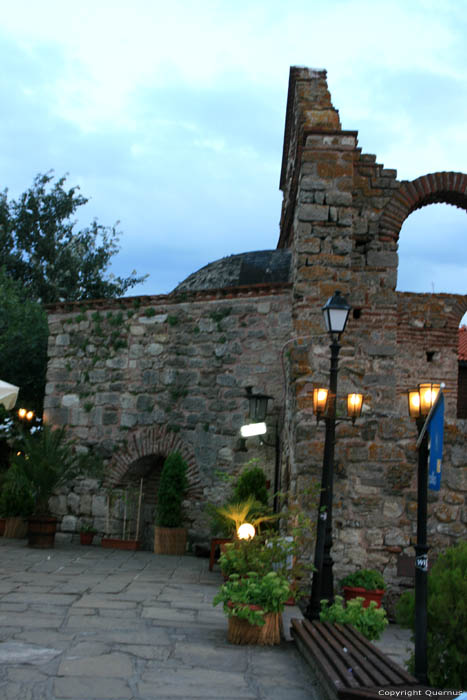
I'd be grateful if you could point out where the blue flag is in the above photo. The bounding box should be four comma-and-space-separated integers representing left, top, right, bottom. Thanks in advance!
427, 393, 444, 491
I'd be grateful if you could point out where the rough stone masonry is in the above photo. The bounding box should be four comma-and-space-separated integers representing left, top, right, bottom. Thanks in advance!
45, 67, 467, 594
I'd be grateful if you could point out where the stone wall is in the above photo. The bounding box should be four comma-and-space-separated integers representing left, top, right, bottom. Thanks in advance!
45, 285, 292, 548
43, 66, 466, 599
278, 66, 467, 591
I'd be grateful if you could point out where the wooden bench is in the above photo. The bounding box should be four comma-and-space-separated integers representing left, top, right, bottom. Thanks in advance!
291, 619, 459, 700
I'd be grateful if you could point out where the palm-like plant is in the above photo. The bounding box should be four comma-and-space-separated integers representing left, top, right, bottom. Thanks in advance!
216, 495, 277, 535
11, 425, 101, 515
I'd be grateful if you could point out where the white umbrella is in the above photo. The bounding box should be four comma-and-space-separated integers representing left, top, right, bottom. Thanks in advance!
0, 380, 19, 410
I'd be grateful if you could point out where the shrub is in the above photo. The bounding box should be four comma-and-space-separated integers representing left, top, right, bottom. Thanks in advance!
0, 463, 35, 517
233, 464, 269, 507
320, 595, 388, 641
155, 452, 188, 528
395, 540, 467, 688
340, 569, 385, 591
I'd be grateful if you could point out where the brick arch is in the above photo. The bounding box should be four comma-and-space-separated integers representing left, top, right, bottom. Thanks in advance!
379, 172, 467, 243
105, 425, 202, 498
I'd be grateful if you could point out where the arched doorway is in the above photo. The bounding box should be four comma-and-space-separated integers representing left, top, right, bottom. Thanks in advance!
118, 453, 166, 550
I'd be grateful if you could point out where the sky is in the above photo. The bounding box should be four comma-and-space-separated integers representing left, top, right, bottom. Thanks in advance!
1, 0, 466, 323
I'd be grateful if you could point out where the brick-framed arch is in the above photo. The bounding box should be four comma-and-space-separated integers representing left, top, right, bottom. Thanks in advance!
105, 425, 202, 498
379, 171, 467, 242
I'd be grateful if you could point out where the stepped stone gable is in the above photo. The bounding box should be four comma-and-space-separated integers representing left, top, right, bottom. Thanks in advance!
45, 66, 466, 585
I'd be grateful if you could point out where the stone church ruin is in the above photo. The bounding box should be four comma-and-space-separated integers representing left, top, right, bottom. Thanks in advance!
45, 67, 467, 589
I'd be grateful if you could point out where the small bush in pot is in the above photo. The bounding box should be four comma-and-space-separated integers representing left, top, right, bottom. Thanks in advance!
79, 523, 97, 545
213, 571, 292, 645
0, 463, 34, 538
154, 452, 188, 555
320, 595, 388, 641
340, 568, 385, 608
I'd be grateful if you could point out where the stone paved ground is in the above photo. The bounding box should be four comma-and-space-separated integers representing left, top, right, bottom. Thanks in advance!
0, 539, 322, 700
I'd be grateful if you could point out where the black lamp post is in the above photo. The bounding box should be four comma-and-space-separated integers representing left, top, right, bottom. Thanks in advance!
306, 291, 351, 620
408, 383, 440, 685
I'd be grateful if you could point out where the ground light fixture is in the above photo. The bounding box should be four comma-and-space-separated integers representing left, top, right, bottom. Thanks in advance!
306, 290, 365, 621
407, 381, 442, 684
237, 523, 255, 540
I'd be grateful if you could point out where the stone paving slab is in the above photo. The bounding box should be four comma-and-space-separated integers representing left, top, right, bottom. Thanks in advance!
2, 538, 409, 699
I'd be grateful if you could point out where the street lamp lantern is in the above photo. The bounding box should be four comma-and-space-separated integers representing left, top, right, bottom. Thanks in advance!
408, 383, 440, 419
322, 290, 351, 338
347, 393, 363, 422
313, 387, 329, 419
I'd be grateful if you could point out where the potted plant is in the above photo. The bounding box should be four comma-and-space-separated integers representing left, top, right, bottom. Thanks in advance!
154, 452, 188, 555
213, 571, 292, 645
0, 463, 34, 538
340, 568, 386, 608
320, 595, 388, 641
79, 523, 97, 545
9, 425, 102, 548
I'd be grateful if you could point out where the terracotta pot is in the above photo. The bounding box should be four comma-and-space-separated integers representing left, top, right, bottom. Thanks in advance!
101, 538, 140, 550
27, 516, 57, 549
342, 586, 385, 608
154, 526, 187, 555
80, 532, 95, 545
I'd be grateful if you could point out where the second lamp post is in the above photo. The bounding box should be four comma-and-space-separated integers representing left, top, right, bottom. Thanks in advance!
306, 290, 363, 620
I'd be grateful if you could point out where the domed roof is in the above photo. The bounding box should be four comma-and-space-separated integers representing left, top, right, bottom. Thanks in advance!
174, 249, 291, 292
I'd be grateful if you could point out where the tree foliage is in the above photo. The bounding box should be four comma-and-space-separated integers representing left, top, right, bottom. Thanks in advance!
0, 268, 48, 411
0, 172, 147, 409
0, 172, 146, 303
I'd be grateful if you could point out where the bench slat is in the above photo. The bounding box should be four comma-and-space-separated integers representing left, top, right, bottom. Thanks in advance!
330, 623, 405, 686
291, 618, 356, 692
320, 622, 388, 687
304, 621, 375, 688
336, 624, 418, 685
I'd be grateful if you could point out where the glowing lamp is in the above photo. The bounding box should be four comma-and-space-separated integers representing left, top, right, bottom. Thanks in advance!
313, 387, 329, 417
26, 411, 34, 421
240, 422, 267, 438
347, 393, 363, 422
408, 383, 440, 419
18, 408, 27, 419
237, 523, 255, 540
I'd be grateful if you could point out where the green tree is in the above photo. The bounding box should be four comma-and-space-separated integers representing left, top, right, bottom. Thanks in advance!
0, 269, 48, 412
0, 171, 146, 303
0, 172, 147, 410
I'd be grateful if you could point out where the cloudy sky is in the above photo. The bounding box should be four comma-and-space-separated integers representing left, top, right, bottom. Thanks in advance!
1, 0, 466, 322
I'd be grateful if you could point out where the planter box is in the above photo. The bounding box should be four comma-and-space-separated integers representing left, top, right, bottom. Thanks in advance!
227, 610, 282, 645
342, 586, 385, 608
101, 538, 140, 550
28, 516, 57, 549
3, 517, 28, 539
154, 526, 187, 555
